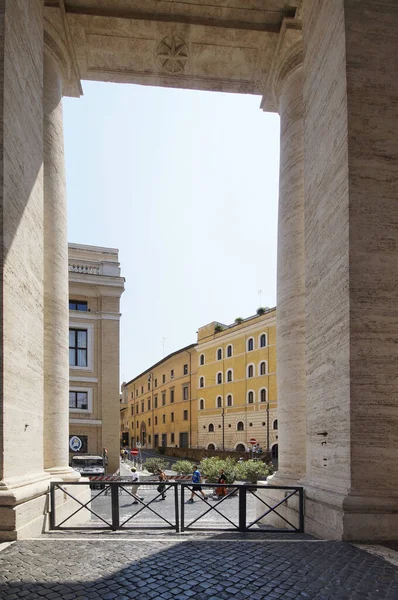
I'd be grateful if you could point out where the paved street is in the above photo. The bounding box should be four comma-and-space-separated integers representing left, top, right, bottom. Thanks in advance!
0, 535, 397, 599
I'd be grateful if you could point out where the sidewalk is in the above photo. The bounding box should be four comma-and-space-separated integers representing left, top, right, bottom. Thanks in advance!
0, 533, 397, 599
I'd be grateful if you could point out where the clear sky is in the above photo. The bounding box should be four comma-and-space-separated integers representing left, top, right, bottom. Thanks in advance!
63, 82, 280, 383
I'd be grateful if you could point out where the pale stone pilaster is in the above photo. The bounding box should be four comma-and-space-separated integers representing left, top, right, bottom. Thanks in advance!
43, 50, 77, 480
262, 21, 306, 484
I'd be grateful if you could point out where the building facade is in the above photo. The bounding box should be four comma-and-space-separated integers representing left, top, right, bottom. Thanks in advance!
123, 344, 198, 450
196, 310, 277, 456
123, 310, 277, 455
68, 244, 125, 474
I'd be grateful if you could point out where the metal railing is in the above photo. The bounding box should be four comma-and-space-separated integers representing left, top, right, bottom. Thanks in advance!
50, 481, 304, 534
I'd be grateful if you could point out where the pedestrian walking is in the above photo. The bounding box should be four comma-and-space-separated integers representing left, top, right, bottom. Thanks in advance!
130, 467, 143, 504
214, 468, 227, 499
188, 465, 206, 503
157, 468, 167, 500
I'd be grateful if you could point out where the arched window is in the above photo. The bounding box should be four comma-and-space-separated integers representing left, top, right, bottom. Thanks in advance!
247, 391, 254, 404
271, 444, 278, 459
199, 376, 205, 388
200, 354, 205, 366
260, 361, 267, 375
227, 394, 233, 407
216, 396, 222, 408
237, 421, 244, 431
227, 369, 233, 382
207, 443, 215, 450
273, 419, 278, 430
217, 372, 222, 384
247, 337, 254, 351
217, 348, 222, 361
199, 399, 204, 410
208, 423, 214, 432
260, 388, 267, 403
236, 443, 245, 452
247, 364, 254, 378
227, 344, 233, 358
260, 333, 267, 348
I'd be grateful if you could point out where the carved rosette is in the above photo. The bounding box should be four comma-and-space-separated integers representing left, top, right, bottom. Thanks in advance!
157, 35, 189, 74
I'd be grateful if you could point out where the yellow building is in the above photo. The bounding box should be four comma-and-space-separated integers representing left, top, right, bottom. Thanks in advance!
196, 309, 278, 458
68, 243, 125, 473
123, 344, 198, 449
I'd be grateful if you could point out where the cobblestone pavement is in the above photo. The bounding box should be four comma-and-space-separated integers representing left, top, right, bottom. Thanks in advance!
0, 535, 397, 599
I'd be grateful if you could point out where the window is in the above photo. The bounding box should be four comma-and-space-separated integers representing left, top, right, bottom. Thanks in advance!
171, 433, 175, 443
237, 421, 244, 431
162, 374, 166, 384
247, 337, 254, 352
260, 333, 267, 348
200, 354, 205, 366
136, 404, 138, 414
248, 391, 254, 404
183, 385, 189, 400
154, 378, 157, 387
131, 392, 134, 399
147, 399, 151, 411
217, 372, 222, 384
260, 388, 267, 403
147, 381, 150, 391
155, 416, 158, 425
227, 394, 232, 407
69, 300, 88, 311
136, 421, 139, 428
227, 369, 233, 382
217, 348, 222, 361
199, 376, 205, 388
162, 392, 166, 406
154, 395, 158, 408
141, 401, 144, 412
183, 364, 188, 375
131, 406, 134, 416
216, 396, 222, 408
247, 364, 254, 378
148, 435, 151, 444
170, 369, 174, 379
227, 344, 232, 358
171, 412, 174, 422
273, 419, 278, 430
136, 389, 138, 397
170, 389, 174, 403
148, 418, 151, 426
69, 391, 88, 410
183, 410, 188, 421
208, 423, 214, 432
199, 399, 204, 410
162, 414, 166, 424
260, 361, 267, 375
69, 329, 87, 367
141, 386, 144, 394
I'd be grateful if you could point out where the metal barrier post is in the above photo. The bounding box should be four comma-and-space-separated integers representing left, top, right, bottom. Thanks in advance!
180, 484, 185, 532
174, 483, 180, 532
111, 482, 120, 531
298, 487, 304, 533
50, 483, 56, 529
238, 485, 246, 532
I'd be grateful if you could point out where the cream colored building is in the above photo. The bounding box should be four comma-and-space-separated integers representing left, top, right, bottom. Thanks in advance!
1, 1, 397, 541
68, 244, 125, 474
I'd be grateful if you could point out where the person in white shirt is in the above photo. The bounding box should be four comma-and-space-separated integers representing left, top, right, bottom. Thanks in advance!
131, 467, 143, 504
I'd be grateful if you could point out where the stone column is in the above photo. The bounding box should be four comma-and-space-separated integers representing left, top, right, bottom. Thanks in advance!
43, 49, 77, 480
262, 25, 307, 485
302, 0, 398, 540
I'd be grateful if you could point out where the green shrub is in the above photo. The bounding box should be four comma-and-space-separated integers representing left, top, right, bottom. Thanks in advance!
143, 457, 169, 473
234, 317, 243, 324
235, 459, 270, 483
173, 460, 195, 475
199, 457, 237, 484
214, 324, 224, 333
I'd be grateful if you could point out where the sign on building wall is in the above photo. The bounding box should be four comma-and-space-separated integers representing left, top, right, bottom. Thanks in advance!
69, 435, 88, 453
